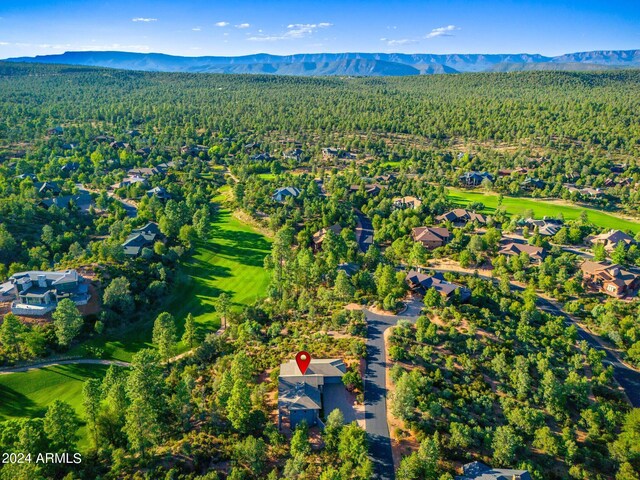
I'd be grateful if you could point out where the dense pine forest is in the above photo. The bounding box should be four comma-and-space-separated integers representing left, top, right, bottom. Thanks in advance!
1, 62, 640, 480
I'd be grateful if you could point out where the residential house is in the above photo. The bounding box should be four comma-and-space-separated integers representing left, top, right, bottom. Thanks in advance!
273, 186, 301, 202
60, 162, 80, 174
312, 224, 343, 250
47, 126, 63, 136
406, 269, 471, 301
34, 181, 61, 196
283, 148, 303, 161
39, 191, 93, 212
376, 174, 397, 184
94, 135, 114, 143
521, 217, 563, 236
16, 173, 37, 181
322, 147, 339, 159
456, 461, 531, 480
250, 152, 272, 161
110, 141, 127, 149
117, 175, 148, 188
349, 184, 383, 197
589, 229, 635, 252
278, 358, 347, 430
127, 129, 141, 137
337, 262, 360, 277
563, 184, 604, 198
436, 208, 486, 226
146, 186, 171, 201
459, 171, 494, 186
580, 260, 640, 298
392, 196, 422, 210
8, 270, 90, 316
498, 242, 546, 263
180, 145, 208, 156
412, 227, 451, 249
122, 222, 163, 257
520, 177, 545, 191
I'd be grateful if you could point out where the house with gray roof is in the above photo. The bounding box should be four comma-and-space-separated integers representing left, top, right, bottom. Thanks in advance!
273, 186, 301, 202
278, 358, 347, 430
456, 461, 531, 480
39, 190, 93, 212
122, 222, 163, 257
146, 186, 171, 201
406, 269, 470, 302
8, 270, 90, 316
459, 171, 494, 186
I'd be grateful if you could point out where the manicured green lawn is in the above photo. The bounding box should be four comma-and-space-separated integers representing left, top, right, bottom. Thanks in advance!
0, 364, 110, 448
448, 188, 640, 233
68, 205, 271, 361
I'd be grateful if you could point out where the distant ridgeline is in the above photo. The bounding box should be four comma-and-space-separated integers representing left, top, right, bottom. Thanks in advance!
3, 49, 640, 76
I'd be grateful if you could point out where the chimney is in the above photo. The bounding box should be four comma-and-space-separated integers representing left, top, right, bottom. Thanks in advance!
37, 274, 47, 288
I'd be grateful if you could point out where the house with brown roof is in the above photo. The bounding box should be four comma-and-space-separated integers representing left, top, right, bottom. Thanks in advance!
498, 242, 546, 263
436, 208, 486, 226
589, 230, 635, 252
312, 224, 343, 250
349, 184, 383, 197
580, 260, 639, 298
412, 227, 451, 249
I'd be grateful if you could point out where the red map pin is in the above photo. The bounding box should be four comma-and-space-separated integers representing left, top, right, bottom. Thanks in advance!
295, 351, 311, 375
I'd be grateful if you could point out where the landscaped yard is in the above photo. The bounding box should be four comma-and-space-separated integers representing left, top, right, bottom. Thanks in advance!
448, 188, 640, 233
0, 364, 110, 448
68, 204, 272, 361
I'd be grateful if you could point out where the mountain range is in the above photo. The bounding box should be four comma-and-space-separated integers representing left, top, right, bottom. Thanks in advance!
4, 49, 640, 76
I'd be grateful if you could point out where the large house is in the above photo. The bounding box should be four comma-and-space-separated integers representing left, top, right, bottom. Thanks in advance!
312, 224, 343, 250
406, 269, 470, 301
563, 184, 604, 198
392, 196, 422, 210
38, 191, 93, 212
278, 358, 347, 430
498, 242, 546, 263
580, 260, 640, 298
283, 148, 303, 161
273, 186, 301, 202
520, 177, 545, 191
349, 184, 383, 197
459, 171, 494, 186
589, 229, 635, 252
8, 270, 90, 316
146, 186, 171, 201
520, 217, 563, 236
122, 222, 163, 257
412, 227, 451, 249
436, 208, 486, 226
456, 461, 531, 480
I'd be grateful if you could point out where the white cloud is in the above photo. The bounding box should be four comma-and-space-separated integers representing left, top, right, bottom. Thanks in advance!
79, 43, 151, 51
425, 25, 459, 39
248, 22, 332, 42
132, 17, 157, 22
192, 27, 201, 31
0, 42, 9, 46
235, 23, 250, 29
215, 21, 229, 27
380, 37, 418, 46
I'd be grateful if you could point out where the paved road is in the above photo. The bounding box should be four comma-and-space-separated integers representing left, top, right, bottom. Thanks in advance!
431, 266, 640, 408
363, 298, 423, 480
355, 209, 374, 253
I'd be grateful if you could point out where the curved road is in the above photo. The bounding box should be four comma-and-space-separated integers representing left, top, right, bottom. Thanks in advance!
363, 298, 423, 480
430, 267, 640, 407
355, 209, 374, 253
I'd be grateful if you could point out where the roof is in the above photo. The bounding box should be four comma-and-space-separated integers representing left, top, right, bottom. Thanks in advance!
313, 224, 343, 245
498, 242, 545, 260
580, 260, 638, 286
456, 461, 531, 480
39, 192, 92, 210
278, 377, 322, 411
273, 186, 301, 199
436, 209, 486, 224
337, 262, 360, 277
393, 196, 422, 208
11, 270, 80, 287
590, 229, 634, 247
405, 269, 470, 299
412, 226, 451, 243
280, 358, 346, 378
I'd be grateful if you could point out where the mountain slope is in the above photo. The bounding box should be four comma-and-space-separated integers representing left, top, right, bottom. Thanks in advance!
4, 49, 639, 76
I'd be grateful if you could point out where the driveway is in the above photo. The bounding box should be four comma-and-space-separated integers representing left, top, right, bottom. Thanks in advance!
355, 209, 374, 253
363, 298, 423, 480
323, 383, 358, 424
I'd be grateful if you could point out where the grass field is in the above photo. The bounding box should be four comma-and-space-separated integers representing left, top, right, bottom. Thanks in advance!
448, 188, 640, 233
68, 205, 272, 361
0, 364, 110, 447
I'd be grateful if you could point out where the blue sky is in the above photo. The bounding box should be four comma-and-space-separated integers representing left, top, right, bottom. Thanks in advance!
0, 0, 638, 58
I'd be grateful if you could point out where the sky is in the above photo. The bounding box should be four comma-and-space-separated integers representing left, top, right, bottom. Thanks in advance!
0, 0, 639, 58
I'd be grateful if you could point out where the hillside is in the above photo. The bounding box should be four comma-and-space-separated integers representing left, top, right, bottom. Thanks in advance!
5, 48, 639, 76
